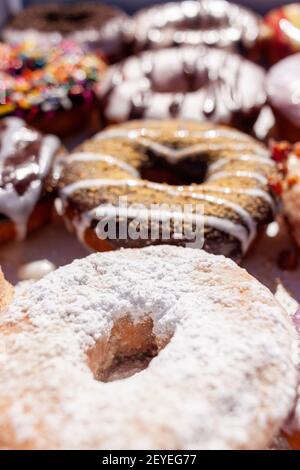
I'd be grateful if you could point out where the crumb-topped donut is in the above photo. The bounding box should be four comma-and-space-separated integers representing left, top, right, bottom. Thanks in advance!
0, 117, 63, 244
98, 46, 266, 131
0, 40, 107, 137
132, 0, 261, 59
3, 2, 131, 63
0, 267, 12, 311
58, 120, 277, 261
0, 245, 298, 449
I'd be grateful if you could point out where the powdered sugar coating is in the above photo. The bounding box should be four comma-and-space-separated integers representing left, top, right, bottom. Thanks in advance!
0, 245, 298, 449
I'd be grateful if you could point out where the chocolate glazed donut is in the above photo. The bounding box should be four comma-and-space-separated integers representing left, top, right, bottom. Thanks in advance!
3, 2, 132, 63
98, 46, 267, 133
131, 0, 262, 60
0, 117, 64, 244
58, 120, 277, 262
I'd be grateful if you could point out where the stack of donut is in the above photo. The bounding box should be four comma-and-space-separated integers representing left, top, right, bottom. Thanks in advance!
0, 0, 300, 452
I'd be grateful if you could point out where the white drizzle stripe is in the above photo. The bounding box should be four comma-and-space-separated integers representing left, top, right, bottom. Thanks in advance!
200, 186, 277, 215
208, 171, 268, 186
73, 204, 250, 252
0, 118, 60, 239
67, 152, 140, 178
61, 178, 256, 249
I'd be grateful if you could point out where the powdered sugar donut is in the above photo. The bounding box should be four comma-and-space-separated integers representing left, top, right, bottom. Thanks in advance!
0, 268, 12, 311
0, 245, 298, 449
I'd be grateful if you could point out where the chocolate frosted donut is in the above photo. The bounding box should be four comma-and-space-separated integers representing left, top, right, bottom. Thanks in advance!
98, 46, 266, 131
58, 120, 277, 262
132, 0, 261, 58
3, 2, 131, 63
0, 117, 63, 244
267, 53, 300, 142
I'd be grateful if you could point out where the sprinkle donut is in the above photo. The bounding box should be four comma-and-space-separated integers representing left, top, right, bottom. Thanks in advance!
132, 0, 261, 59
98, 46, 266, 131
58, 120, 277, 262
3, 2, 131, 63
0, 117, 63, 244
0, 245, 299, 450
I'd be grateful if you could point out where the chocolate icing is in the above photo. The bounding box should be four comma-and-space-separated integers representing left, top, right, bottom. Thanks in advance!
132, 0, 261, 55
99, 46, 266, 131
0, 117, 61, 239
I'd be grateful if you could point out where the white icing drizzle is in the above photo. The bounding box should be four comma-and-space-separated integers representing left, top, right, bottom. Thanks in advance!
208, 154, 275, 173
67, 152, 140, 178
61, 178, 256, 249
0, 118, 60, 239
94, 128, 268, 164
208, 170, 268, 186
74, 203, 250, 252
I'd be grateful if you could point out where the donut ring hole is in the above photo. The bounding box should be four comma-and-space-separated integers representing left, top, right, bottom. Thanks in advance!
140, 148, 209, 185
87, 316, 169, 383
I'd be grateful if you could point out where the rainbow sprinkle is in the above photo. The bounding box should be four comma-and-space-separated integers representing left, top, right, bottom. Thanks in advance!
0, 39, 107, 116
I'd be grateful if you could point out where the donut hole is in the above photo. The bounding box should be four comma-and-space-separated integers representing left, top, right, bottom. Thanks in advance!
140, 151, 209, 185
87, 316, 168, 382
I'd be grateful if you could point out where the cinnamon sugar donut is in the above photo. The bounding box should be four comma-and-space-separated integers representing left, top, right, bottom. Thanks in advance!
0, 268, 12, 311
58, 120, 277, 262
0, 245, 299, 450
0, 117, 63, 244
132, 0, 261, 59
98, 46, 266, 131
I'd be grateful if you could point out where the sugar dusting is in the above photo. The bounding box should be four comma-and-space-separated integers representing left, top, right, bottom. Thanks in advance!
0, 245, 299, 449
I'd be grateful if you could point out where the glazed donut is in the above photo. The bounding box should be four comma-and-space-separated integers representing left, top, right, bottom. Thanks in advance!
0, 245, 298, 450
263, 3, 300, 66
0, 268, 12, 311
98, 46, 266, 132
0, 40, 107, 137
267, 54, 300, 142
0, 117, 63, 244
2, 2, 131, 63
132, 0, 261, 59
58, 120, 277, 262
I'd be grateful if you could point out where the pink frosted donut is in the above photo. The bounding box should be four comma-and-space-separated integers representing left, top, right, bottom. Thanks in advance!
0, 245, 298, 449
99, 46, 266, 131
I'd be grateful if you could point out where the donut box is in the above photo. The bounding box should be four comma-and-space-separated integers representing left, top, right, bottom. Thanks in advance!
0, 1, 300, 451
